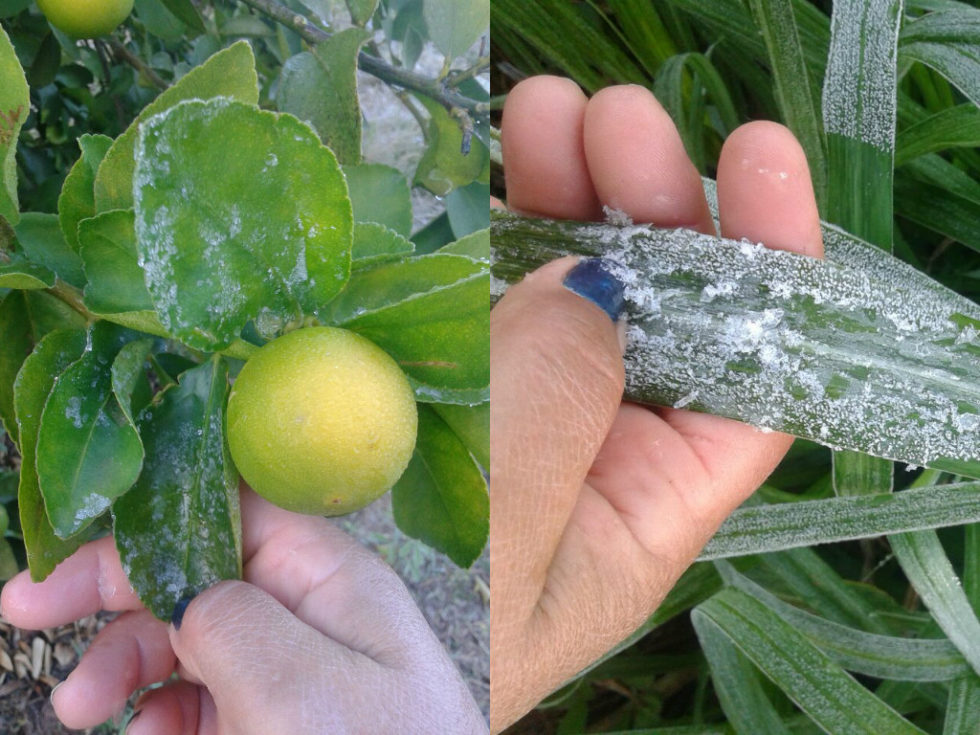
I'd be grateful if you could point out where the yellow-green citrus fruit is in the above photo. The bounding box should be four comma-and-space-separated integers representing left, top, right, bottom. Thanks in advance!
36, 0, 133, 37
226, 327, 418, 516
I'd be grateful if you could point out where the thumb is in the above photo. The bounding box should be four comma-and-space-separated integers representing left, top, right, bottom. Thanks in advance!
490, 256, 626, 609
168, 580, 328, 732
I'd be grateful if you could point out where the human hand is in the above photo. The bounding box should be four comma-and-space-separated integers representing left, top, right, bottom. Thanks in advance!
1, 487, 487, 734
490, 77, 824, 731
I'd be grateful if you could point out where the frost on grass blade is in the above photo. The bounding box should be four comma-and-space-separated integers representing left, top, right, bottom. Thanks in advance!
491, 211, 980, 478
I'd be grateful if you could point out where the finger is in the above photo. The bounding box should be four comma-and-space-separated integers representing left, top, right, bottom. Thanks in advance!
50, 610, 173, 729
490, 256, 625, 635
127, 681, 213, 735
502, 75, 601, 219
236, 493, 441, 665
0, 536, 142, 628
582, 85, 714, 233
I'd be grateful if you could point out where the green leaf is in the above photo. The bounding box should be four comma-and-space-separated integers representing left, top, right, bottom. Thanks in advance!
439, 228, 488, 261
0, 255, 55, 290
0, 23, 28, 225
13, 328, 91, 581
695, 613, 793, 734
324, 253, 489, 400
79, 209, 155, 316
346, 0, 378, 26
491, 212, 980, 479
413, 95, 489, 196
431, 401, 488, 468
344, 163, 413, 237
133, 99, 352, 350
58, 134, 113, 254
894, 176, 980, 254
901, 9, 980, 107
352, 223, 415, 265
944, 676, 980, 735
0, 538, 17, 580
446, 181, 490, 239
896, 104, 980, 165
0, 291, 34, 443
422, 0, 488, 60
36, 322, 145, 538
890, 530, 980, 677
278, 28, 371, 165
718, 561, 971, 681
700, 482, 980, 560
391, 404, 487, 567
113, 357, 241, 621
94, 40, 260, 212
692, 587, 928, 734
748, 0, 827, 209
135, 0, 187, 41
111, 338, 154, 424
159, 0, 205, 33
14, 212, 85, 288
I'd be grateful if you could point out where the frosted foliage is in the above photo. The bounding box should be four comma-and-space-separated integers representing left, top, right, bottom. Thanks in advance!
821, 0, 902, 150
574, 220, 978, 469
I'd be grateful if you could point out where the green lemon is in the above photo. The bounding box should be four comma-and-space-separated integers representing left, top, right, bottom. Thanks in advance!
37, 0, 133, 37
226, 327, 418, 516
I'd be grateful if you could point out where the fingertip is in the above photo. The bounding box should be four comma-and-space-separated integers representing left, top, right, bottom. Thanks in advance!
583, 85, 713, 231
718, 120, 823, 258
502, 76, 600, 220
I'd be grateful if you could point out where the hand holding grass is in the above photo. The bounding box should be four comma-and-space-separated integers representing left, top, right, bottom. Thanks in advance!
489, 76, 825, 731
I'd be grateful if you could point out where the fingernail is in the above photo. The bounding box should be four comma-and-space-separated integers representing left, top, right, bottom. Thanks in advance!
563, 258, 626, 322
49, 680, 64, 707
171, 595, 195, 630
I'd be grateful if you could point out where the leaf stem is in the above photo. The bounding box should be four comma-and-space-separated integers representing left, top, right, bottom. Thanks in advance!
237, 0, 486, 114
106, 39, 169, 91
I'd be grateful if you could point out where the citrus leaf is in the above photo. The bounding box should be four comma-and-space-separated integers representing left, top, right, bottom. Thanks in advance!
114, 357, 241, 622
422, 0, 488, 60
0, 23, 28, 225
15, 212, 85, 288
94, 40, 259, 212
324, 253, 489, 399
352, 222, 415, 266
133, 99, 352, 350
278, 28, 371, 165
391, 404, 487, 567
79, 209, 154, 315
13, 328, 91, 581
344, 163, 413, 237
58, 134, 113, 253
692, 588, 928, 734
0, 256, 55, 290
0, 291, 34, 443
430, 401, 488, 469
346, 0, 378, 26
439, 228, 488, 261
36, 322, 145, 538
413, 95, 488, 196
111, 338, 155, 424
491, 211, 980, 479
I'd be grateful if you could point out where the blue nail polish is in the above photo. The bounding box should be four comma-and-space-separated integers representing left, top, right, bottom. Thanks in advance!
171, 595, 194, 630
563, 258, 626, 322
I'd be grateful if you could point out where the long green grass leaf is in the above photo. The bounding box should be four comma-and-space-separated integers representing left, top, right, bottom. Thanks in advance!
491, 211, 980, 479
692, 588, 928, 734
944, 676, 980, 734
718, 561, 970, 681
748, 0, 827, 209
700, 482, 980, 560
894, 177, 980, 254
901, 9, 980, 107
896, 104, 980, 164
695, 614, 794, 734
890, 530, 980, 676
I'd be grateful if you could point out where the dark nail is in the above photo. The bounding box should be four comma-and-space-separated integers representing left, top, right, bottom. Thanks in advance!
171, 595, 195, 630
563, 258, 626, 322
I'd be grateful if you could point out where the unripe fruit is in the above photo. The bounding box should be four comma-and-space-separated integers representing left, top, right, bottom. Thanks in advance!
226, 327, 417, 516
36, 0, 134, 38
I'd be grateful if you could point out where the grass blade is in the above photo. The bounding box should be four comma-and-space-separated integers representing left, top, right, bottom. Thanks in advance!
894, 177, 980, 254
901, 9, 980, 107
491, 212, 980, 479
718, 561, 970, 681
695, 613, 794, 734
890, 530, 980, 676
944, 676, 980, 735
700, 482, 980, 560
748, 0, 827, 209
692, 587, 928, 734
895, 104, 980, 165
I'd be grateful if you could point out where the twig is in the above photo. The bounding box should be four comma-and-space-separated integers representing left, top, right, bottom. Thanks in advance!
237, 0, 485, 114
448, 56, 490, 87
105, 39, 169, 92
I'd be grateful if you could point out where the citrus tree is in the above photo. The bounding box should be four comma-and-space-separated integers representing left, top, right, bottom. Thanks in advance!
0, 0, 490, 622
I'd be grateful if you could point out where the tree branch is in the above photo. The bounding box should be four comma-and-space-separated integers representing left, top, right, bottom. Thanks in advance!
237, 0, 486, 113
